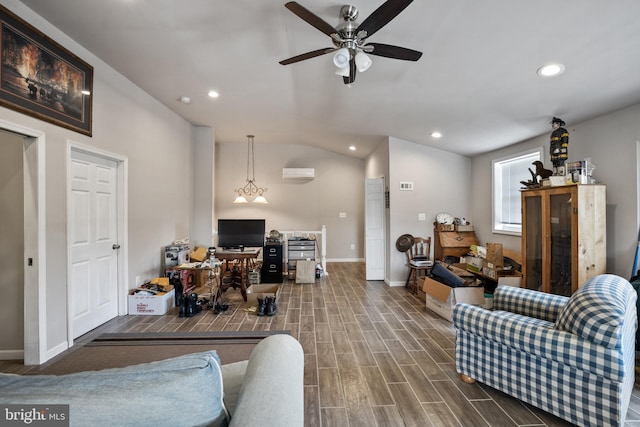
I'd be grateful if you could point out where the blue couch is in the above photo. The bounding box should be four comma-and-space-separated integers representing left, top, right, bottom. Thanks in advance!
0, 333, 304, 426
453, 274, 637, 427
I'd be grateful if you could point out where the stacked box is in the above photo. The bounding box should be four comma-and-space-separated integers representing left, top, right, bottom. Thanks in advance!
165, 244, 190, 267
246, 284, 281, 307
128, 290, 175, 315
422, 277, 484, 322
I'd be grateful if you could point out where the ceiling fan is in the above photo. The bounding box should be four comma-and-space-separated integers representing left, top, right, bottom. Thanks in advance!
279, 0, 422, 84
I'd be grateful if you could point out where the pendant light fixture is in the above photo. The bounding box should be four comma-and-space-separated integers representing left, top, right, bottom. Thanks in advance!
233, 135, 268, 204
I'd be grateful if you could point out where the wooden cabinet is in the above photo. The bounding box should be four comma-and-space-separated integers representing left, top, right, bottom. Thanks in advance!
433, 229, 479, 261
521, 184, 606, 296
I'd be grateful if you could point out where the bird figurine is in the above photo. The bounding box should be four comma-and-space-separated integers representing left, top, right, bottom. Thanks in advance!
520, 161, 554, 188
532, 161, 553, 180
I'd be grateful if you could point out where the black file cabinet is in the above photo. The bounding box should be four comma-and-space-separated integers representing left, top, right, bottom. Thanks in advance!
261, 243, 283, 283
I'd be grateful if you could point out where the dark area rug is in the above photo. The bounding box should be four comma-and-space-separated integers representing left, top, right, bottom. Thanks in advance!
33, 331, 289, 375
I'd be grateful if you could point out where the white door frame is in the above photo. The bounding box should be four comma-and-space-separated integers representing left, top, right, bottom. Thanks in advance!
66, 141, 128, 346
0, 119, 47, 366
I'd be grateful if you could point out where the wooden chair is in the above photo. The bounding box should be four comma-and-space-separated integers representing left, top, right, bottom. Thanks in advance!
405, 237, 433, 294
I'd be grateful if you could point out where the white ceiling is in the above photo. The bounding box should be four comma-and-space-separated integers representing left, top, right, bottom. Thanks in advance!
18, 0, 640, 159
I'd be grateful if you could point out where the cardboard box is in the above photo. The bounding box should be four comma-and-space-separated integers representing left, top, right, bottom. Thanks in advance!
446, 263, 481, 286
486, 243, 503, 267
463, 256, 483, 273
422, 277, 484, 321
245, 284, 281, 307
128, 289, 175, 315
189, 246, 208, 262
497, 272, 522, 287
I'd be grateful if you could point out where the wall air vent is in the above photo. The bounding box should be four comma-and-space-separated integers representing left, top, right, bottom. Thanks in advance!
282, 168, 315, 179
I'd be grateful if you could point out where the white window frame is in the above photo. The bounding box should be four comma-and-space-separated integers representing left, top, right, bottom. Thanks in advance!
492, 147, 544, 235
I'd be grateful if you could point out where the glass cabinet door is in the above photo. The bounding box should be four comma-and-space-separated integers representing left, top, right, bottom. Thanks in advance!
549, 192, 572, 296
524, 194, 542, 291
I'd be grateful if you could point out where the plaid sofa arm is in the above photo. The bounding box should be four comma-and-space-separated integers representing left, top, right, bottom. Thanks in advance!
493, 286, 569, 322
452, 304, 624, 381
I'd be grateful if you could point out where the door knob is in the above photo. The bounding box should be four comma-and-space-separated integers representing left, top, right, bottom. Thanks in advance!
112, 244, 121, 250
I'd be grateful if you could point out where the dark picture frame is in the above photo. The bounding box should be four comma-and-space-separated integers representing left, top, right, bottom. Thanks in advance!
0, 5, 93, 136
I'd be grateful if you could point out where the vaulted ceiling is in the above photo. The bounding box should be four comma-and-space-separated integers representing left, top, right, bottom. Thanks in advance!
18, 0, 640, 158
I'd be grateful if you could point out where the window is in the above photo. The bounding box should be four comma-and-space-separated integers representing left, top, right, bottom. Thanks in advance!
492, 147, 543, 235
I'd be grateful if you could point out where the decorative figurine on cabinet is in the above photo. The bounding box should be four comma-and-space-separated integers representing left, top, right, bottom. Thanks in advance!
550, 116, 569, 176
520, 161, 553, 188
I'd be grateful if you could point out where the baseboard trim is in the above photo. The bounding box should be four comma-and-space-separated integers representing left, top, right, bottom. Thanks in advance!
43, 340, 70, 364
0, 349, 24, 360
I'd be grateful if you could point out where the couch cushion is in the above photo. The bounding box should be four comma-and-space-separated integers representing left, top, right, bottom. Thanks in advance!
555, 274, 633, 349
0, 350, 228, 427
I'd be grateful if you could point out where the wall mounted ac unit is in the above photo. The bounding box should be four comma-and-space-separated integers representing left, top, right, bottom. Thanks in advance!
282, 168, 315, 179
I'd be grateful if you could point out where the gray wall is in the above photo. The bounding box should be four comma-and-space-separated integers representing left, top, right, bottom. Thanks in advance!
0, 0, 195, 359
0, 130, 25, 352
470, 104, 640, 278
215, 142, 365, 260
366, 137, 472, 285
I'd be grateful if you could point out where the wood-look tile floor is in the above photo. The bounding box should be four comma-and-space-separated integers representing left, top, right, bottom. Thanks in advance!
3, 262, 640, 426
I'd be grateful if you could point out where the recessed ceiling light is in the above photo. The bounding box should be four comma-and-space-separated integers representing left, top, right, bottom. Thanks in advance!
537, 63, 565, 77
179, 96, 191, 104
349, 145, 356, 151
430, 131, 442, 138
208, 90, 219, 98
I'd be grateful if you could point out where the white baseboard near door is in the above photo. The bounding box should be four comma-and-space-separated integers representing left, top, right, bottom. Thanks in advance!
0, 349, 24, 360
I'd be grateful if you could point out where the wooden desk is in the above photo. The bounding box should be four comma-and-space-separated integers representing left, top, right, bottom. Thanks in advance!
216, 248, 261, 301
433, 229, 479, 261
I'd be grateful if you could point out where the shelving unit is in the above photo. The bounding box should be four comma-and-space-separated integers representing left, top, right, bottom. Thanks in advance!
287, 239, 316, 279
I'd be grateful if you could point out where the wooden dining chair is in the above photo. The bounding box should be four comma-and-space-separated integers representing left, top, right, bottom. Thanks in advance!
405, 237, 433, 294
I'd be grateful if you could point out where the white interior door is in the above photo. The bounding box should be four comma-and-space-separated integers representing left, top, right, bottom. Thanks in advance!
365, 178, 385, 280
69, 150, 119, 338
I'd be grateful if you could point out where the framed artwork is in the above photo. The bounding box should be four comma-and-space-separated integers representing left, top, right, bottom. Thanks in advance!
0, 5, 93, 136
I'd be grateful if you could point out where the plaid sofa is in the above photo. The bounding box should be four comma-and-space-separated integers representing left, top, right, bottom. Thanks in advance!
452, 274, 637, 427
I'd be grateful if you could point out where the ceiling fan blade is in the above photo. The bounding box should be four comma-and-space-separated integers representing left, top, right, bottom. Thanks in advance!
285, 2, 338, 38
279, 48, 334, 65
356, 0, 413, 40
343, 58, 356, 85
366, 43, 422, 61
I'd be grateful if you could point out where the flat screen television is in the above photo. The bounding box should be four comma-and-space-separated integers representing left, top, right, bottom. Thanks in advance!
217, 219, 265, 250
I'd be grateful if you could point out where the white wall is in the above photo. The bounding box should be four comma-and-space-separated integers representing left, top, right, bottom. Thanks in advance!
365, 139, 390, 279
215, 142, 365, 260
0, 0, 196, 360
471, 103, 640, 278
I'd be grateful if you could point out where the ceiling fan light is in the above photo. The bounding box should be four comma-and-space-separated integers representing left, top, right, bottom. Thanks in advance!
335, 66, 350, 77
355, 52, 372, 72
333, 48, 350, 68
